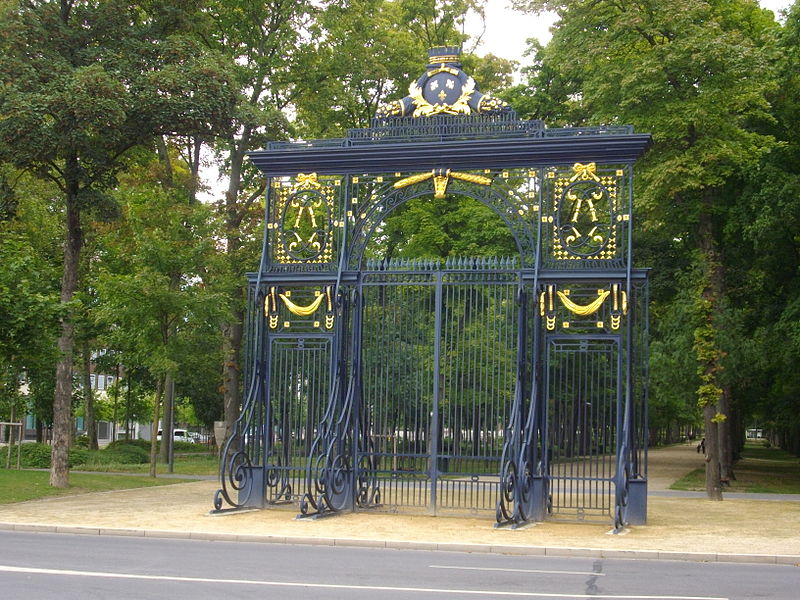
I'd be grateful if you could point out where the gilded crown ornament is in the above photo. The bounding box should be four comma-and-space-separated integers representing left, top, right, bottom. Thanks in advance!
375, 47, 511, 119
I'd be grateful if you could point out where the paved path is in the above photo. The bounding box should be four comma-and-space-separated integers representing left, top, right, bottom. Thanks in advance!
1, 444, 798, 564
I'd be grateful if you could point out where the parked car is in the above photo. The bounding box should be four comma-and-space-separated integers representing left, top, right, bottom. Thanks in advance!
156, 429, 195, 444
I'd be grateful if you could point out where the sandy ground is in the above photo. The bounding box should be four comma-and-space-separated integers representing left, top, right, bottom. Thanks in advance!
646, 442, 707, 491
1, 443, 798, 558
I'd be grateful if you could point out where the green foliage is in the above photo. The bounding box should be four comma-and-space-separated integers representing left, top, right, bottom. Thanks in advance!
86, 445, 150, 466
106, 439, 152, 453
95, 179, 226, 378
4, 443, 91, 468
17, 443, 53, 468
367, 195, 517, 261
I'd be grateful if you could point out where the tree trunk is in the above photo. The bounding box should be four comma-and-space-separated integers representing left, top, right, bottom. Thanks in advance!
82, 344, 98, 450
221, 136, 249, 443
149, 376, 164, 478
718, 386, 735, 483
222, 310, 244, 442
50, 187, 82, 488
159, 372, 174, 464
697, 194, 724, 501
124, 371, 133, 440
703, 403, 723, 500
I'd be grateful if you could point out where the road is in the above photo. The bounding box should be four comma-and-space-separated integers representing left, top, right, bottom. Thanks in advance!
0, 531, 796, 599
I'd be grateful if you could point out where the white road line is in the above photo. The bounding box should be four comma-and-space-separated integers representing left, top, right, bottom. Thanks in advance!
0, 564, 729, 600
430, 564, 607, 576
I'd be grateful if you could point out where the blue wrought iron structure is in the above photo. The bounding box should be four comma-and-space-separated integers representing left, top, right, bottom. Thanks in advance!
214, 48, 650, 530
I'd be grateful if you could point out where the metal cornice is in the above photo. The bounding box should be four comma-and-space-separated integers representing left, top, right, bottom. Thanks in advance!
246, 267, 650, 285
247, 134, 652, 176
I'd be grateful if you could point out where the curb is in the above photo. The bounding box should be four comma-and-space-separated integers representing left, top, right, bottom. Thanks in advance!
1, 522, 798, 566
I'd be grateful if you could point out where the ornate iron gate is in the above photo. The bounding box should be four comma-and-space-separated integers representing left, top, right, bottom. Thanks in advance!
356, 258, 521, 515
214, 47, 651, 529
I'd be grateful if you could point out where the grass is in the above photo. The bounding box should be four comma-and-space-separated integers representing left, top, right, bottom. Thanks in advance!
670, 441, 800, 494
0, 469, 196, 504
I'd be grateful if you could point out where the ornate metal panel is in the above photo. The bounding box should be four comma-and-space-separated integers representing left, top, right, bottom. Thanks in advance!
545, 336, 620, 521
344, 168, 539, 269
541, 163, 631, 270
266, 173, 345, 273
265, 337, 331, 504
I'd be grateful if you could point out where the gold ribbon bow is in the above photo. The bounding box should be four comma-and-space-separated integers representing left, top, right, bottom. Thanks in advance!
295, 172, 321, 189
570, 162, 599, 182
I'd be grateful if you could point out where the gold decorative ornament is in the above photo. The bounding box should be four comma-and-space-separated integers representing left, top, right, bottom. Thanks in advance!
570, 162, 600, 182
279, 291, 326, 317
550, 162, 621, 260
394, 169, 492, 199
266, 287, 279, 329
408, 77, 475, 117
267, 286, 335, 329
273, 173, 336, 264
295, 172, 322, 189
557, 289, 610, 316
539, 285, 557, 330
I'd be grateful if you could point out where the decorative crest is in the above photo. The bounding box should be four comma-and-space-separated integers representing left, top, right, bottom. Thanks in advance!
375, 47, 512, 119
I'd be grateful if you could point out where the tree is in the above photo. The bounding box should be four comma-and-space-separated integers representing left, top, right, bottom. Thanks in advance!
722, 1, 800, 456
0, 170, 62, 437
95, 169, 226, 475
0, 0, 235, 486
510, 0, 779, 498
199, 0, 310, 443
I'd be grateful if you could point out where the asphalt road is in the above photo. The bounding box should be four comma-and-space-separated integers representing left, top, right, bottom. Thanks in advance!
0, 531, 796, 600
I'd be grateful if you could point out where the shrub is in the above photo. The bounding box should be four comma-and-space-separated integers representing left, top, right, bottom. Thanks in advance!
106, 439, 151, 452
73, 435, 90, 449
10, 443, 91, 468
68, 448, 90, 467
19, 443, 52, 468
102, 445, 150, 464
174, 441, 204, 452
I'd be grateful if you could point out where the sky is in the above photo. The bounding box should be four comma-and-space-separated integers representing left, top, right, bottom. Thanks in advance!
469, 1, 794, 70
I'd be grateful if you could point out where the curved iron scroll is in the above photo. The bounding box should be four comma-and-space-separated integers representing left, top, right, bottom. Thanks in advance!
496, 285, 532, 527
613, 390, 635, 532
213, 289, 267, 512
298, 288, 370, 517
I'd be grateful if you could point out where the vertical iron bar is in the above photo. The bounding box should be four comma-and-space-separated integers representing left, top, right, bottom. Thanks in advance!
430, 271, 443, 514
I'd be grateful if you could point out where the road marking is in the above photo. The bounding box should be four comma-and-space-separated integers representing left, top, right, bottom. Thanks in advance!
430, 564, 606, 576
0, 564, 729, 600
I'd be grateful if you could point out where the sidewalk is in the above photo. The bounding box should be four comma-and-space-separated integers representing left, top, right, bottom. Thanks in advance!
1, 444, 798, 565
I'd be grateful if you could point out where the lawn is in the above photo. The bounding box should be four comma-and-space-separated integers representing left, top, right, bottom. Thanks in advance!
0, 469, 197, 504
670, 441, 800, 494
